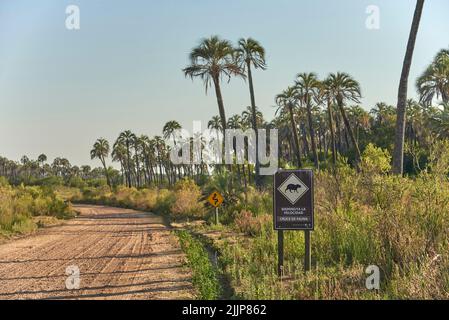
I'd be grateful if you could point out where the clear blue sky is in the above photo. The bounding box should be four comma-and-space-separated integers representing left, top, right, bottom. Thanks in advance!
0, 0, 448, 167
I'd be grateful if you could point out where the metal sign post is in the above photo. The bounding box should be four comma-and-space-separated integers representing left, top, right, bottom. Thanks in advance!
207, 191, 224, 225
273, 169, 314, 276
277, 230, 284, 276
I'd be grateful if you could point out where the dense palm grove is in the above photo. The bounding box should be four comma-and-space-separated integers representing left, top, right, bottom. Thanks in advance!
1, 44, 448, 187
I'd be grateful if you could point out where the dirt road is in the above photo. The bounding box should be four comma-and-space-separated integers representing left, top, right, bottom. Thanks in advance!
0, 205, 195, 300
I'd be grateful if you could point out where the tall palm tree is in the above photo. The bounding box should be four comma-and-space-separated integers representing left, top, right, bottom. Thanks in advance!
275, 87, 302, 167
183, 36, 245, 138
132, 135, 143, 187
117, 130, 136, 187
163, 121, 182, 145
371, 102, 395, 126
326, 72, 363, 163
154, 136, 165, 184
393, 0, 425, 175
241, 105, 264, 128
90, 138, 111, 187
163, 120, 182, 181
295, 72, 321, 169
350, 105, 371, 142
112, 140, 127, 185
236, 38, 266, 187
416, 48, 449, 106
227, 114, 243, 129
207, 115, 223, 132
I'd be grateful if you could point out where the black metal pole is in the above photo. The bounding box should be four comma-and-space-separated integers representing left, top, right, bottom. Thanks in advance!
304, 230, 311, 272
278, 230, 284, 276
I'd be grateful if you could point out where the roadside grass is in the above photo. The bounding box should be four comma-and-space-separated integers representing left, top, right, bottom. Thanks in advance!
176, 230, 222, 300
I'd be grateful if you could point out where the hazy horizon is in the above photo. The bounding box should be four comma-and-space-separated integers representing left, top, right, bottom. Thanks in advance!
1, 0, 448, 167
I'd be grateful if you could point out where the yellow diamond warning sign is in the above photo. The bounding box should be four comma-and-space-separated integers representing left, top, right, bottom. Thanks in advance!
207, 191, 224, 208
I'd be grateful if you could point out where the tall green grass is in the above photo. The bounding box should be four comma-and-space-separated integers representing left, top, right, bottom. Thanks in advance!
210, 144, 449, 299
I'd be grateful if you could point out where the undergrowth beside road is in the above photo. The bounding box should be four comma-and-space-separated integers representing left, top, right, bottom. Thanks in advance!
176, 230, 222, 300
0, 178, 75, 238
61, 143, 449, 299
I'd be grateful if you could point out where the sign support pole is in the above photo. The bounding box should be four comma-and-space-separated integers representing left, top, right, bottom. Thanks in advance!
274, 170, 314, 277
277, 230, 284, 277
304, 230, 311, 272
215, 207, 219, 225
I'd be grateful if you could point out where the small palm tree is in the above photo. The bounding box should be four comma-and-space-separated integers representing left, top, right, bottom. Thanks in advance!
183, 36, 245, 138
326, 72, 363, 163
236, 38, 266, 187
275, 87, 302, 167
90, 138, 111, 187
295, 72, 321, 169
417, 48, 449, 106
207, 115, 223, 132
227, 114, 243, 129
37, 154, 47, 177
429, 102, 449, 139
241, 105, 264, 129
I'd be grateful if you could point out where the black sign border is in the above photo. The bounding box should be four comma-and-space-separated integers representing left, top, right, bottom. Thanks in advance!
273, 169, 314, 231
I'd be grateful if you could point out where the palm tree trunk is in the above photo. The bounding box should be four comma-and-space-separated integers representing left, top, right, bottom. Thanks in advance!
306, 99, 319, 169
335, 113, 342, 153
134, 148, 140, 188
100, 158, 111, 187
212, 75, 229, 171
337, 98, 361, 163
212, 76, 227, 137
393, 0, 425, 175
288, 104, 302, 167
301, 123, 310, 157
327, 99, 337, 166
247, 63, 261, 188
126, 142, 132, 187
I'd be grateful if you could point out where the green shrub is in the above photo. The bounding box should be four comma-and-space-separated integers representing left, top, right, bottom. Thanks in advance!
0, 176, 9, 187
361, 143, 392, 174
0, 185, 74, 236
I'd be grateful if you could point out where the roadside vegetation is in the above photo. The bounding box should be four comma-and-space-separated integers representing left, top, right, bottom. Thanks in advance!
0, 177, 75, 238
176, 230, 222, 300
53, 142, 449, 299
